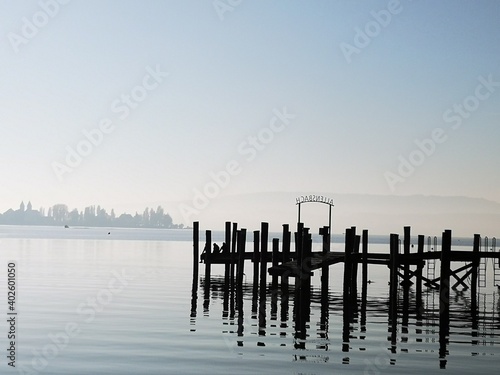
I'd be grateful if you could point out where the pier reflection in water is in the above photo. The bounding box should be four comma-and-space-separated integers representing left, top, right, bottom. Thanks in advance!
190, 222, 500, 371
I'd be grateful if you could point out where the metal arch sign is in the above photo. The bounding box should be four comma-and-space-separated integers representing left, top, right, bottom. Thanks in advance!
295, 195, 334, 206
295, 194, 334, 236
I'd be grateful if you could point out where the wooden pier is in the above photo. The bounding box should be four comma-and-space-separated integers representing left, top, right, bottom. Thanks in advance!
192, 221, 500, 367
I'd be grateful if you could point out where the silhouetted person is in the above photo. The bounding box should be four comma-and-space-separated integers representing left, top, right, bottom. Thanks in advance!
213, 243, 220, 255
220, 242, 228, 254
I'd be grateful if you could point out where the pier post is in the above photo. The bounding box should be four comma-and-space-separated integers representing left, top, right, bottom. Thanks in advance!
237, 229, 247, 292
403, 226, 411, 284
282, 224, 291, 294
271, 238, 280, 321
439, 229, 451, 362
224, 221, 231, 289
296, 222, 304, 271
342, 227, 355, 352
361, 229, 368, 333
193, 221, 199, 285
402, 226, 411, 332
236, 229, 246, 341
252, 230, 260, 313
230, 223, 238, 291
203, 230, 212, 312
416, 234, 424, 318
260, 222, 269, 299
320, 226, 330, 343
282, 224, 291, 263
389, 233, 399, 351
303, 229, 312, 322
272, 238, 280, 289
321, 226, 330, 309
351, 233, 360, 313
389, 233, 399, 314
296, 228, 311, 342
259, 223, 269, 338
204, 230, 212, 286
471, 234, 480, 314
191, 222, 199, 322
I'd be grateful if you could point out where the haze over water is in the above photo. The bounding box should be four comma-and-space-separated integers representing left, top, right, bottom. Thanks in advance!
1, 1, 500, 231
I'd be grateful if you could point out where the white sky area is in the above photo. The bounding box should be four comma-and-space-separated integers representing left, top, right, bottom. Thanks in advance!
1, 0, 499, 230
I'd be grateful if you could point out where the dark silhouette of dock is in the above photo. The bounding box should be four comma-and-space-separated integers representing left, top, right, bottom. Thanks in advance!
191, 221, 500, 368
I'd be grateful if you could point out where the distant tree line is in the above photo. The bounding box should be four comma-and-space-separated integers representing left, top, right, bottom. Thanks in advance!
0, 201, 183, 228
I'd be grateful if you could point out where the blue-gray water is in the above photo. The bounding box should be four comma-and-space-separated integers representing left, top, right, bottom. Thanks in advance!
0, 225, 498, 374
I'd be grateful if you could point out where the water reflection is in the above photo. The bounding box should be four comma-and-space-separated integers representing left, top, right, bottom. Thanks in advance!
191, 274, 499, 369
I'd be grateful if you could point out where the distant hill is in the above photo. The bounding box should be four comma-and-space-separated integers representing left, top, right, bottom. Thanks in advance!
165, 192, 500, 237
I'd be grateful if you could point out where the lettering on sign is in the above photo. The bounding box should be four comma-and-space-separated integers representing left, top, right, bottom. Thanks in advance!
295, 195, 334, 206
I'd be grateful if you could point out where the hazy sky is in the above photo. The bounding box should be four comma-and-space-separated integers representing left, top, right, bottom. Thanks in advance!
1, 0, 500, 226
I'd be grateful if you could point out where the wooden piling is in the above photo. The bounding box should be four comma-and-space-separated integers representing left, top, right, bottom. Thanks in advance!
237, 229, 246, 291
259, 223, 269, 338
403, 226, 411, 284
204, 230, 212, 286
471, 234, 480, 313
282, 224, 291, 263
389, 233, 399, 314
351, 234, 360, 312
361, 230, 368, 292
236, 230, 245, 339
296, 222, 304, 271
260, 222, 269, 299
321, 226, 330, 309
282, 224, 291, 294
402, 226, 411, 331
272, 238, 280, 288
342, 227, 354, 352
203, 229, 212, 312
302, 227, 311, 263
193, 221, 199, 284
343, 228, 354, 314
230, 223, 238, 291
224, 221, 231, 289
438, 229, 452, 368
389, 233, 399, 350
302, 230, 312, 323
191, 221, 199, 321
296, 228, 311, 341
252, 230, 260, 307
270, 238, 280, 321
439, 230, 451, 346
416, 234, 424, 318
361, 229, 368, 333
278, 226, 291, 329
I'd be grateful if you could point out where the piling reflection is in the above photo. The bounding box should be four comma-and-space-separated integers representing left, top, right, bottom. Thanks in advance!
191, 222, 500, 369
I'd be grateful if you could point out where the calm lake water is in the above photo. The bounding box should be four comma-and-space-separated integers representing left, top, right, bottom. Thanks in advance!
0, 225, 498, 374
